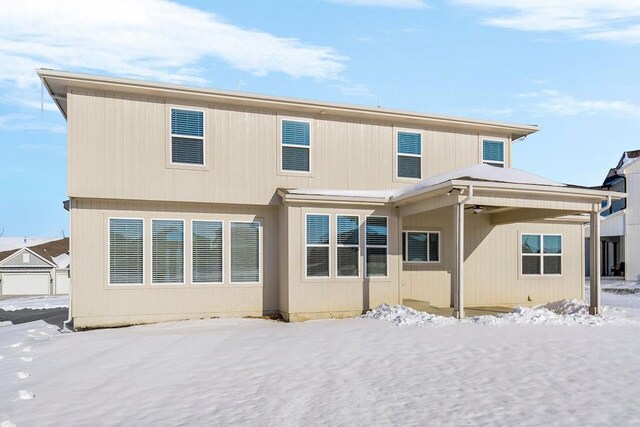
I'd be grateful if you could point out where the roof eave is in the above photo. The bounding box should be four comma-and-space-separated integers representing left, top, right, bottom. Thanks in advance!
37, 69, 539, 138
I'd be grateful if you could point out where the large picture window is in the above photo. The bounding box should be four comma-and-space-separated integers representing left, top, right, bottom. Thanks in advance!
522, 234, 562, 275
306, 214, 330, 277
282, 120, 311, 172
230, 222, 260, 283
396, 131, 422, 179
152, 219, 185, 284
192, 221, 223, 283
109, 218, 144, 285
171, 108, 204, 165
366, 216, 388, 277
337, 215, 359, 277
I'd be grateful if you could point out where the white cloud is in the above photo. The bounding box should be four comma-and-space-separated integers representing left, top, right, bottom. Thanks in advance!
451, 0, 640, 43
334, 83, 375, 97
0, 0, 347, 90
325, 0, 428, 8
523, 89, 640, 118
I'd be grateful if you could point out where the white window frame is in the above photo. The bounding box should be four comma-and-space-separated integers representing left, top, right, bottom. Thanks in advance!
107, 217, 145, 287
365, 215, 388, 278
280, 117, 312, 174
402, 230, 441, 264
521, 233, 563, 276
481, 137, 506, 168
305, 213, 331, 279
169, 106, 206, 167
151, 218, 186, 285
191, 219, 224, 285
395, 128, 423, 181
336, 214, 361, 278
229, 220, 263, 284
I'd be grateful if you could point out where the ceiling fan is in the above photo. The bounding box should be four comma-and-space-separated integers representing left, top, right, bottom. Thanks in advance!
465, 204, 485, 214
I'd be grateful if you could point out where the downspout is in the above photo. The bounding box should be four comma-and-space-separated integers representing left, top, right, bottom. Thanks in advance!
455, 185, 473, 319
63, 198, 73, 331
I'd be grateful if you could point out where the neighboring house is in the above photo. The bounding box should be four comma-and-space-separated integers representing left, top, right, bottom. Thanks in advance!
0, 237, 70, 296
586, 150, 640, 281
39, 69, 623, 329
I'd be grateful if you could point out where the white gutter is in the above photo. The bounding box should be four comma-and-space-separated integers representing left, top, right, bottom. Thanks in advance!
590, 194, 612, 316
455, 185, 473, 319
63, 200, 73, 332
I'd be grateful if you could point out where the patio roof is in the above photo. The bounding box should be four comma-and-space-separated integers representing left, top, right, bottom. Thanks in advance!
279, 164, 623, 207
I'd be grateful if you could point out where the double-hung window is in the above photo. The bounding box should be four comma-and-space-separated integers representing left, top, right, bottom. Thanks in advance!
230, 222, 260, 283
521, 234, 562, 275
109, 218, 144, 285
152, 219, 185, 284
306, 214, 330, 277
482, 139, 505, 167
397, 131, 422, 179
192, 220, 223, 283
282, 120, 311, 172
171, 108, 204, 165
366, 217, 388, 277
402, 231, 439, 263
337, 215, 359, 277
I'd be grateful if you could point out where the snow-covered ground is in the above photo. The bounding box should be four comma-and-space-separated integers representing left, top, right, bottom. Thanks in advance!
0, 296, 69, 312
1, 288, 639, 426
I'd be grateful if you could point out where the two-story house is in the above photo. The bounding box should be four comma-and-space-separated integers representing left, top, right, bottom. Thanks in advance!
586, 150, 640, 281
39, 69, 624, 329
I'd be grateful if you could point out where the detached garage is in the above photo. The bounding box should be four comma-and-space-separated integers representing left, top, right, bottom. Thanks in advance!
0, 238, 69, 296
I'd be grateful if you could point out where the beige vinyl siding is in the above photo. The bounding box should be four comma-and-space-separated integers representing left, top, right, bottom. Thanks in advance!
624, 161, 640, 280
70, 198, 279, 328
280, 204, 400, 321
402, 207, 584, 307
66, 90, 510, 206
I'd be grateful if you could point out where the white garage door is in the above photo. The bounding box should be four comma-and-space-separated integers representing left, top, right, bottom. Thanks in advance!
55, 271, 70, 295
1, 273, 50, 296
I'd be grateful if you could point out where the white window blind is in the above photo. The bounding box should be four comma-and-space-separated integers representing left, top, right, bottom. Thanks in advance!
366, 216, 387, 277
192, 220, 223, 283
337, 215, 359, 277
483, 139, 505, 168
231, 222, 260, 283
282, 120, 310, 172
152, 219, 184, 284
171, 108, 204, 165
397, 131, 422, 179
402, 231, 439, 263
306, 214, 330, 277
109, 218, 144, 285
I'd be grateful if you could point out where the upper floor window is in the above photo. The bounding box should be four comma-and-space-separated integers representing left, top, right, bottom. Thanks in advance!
397, 131, 422, 179
171, 108, 204, 165
482, 139, 505, 168
521, 234, 562, 276
282, 120, 311, 172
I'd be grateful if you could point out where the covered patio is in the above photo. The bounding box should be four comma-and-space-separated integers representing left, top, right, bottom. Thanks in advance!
391, 164, 626, 318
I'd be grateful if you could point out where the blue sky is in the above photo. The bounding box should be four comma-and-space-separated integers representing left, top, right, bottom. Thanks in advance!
1, 0, 639, 237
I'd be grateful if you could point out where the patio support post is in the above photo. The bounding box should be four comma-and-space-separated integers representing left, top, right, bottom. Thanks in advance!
454, 202, 465, 319
589, 208, 601, 315
454, 186, 473, 319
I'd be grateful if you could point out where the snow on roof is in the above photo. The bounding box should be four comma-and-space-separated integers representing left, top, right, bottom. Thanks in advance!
285, 164, 565, 202
0, 237, 60, 252
53, 252, 70, 268
392, 163, 565, 199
